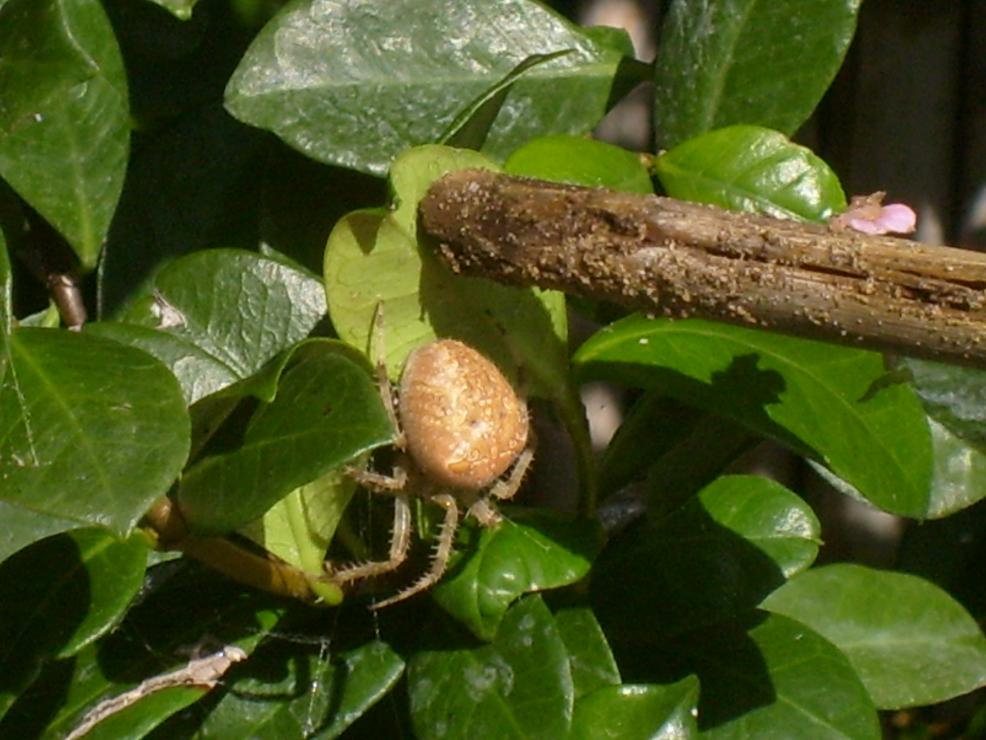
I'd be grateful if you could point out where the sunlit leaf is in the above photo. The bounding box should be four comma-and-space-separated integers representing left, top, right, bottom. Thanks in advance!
576, 316, 933, 516
0, 328, 189, 535
226, 0, 627, 175
762, 564, 986, 709
432, 512, 599, 640
654, 126, 846, 220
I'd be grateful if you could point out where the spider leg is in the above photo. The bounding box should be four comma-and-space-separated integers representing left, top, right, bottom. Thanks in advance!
369, 492, 459, 609
487, 446, 534, 502
466, 496, 501, 526
345, 464, 408, 493
368, 301, 406, 450
326, 493, 412, 585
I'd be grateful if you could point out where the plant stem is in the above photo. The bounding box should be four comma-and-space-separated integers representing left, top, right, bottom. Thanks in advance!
420, 170, 986, 368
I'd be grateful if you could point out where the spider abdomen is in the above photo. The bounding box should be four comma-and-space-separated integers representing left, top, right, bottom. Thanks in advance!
398, 339, 528, 490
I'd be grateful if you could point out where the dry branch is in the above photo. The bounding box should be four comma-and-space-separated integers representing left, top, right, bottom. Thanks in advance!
419, 170, 986, 366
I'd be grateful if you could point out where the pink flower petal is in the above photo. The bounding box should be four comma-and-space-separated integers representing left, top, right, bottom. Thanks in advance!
874, 203, 917, 234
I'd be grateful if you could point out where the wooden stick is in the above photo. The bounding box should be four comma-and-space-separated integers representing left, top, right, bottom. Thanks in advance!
419, 170, 986, 366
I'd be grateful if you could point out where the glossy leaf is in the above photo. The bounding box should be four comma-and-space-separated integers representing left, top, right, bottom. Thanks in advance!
655, 613, 880, 738
654, 126, 846, 221
440, 51, 573, 151
762, 564, 986, 709
225, 0, 627, 175
504, 134, 654, 194
14, 564, 281, 740
575, 316, 933, 517
903, 358, 986, 516
0, 0, 130, 267
178, 345, 393, 534
570, 678, 700, 740
593, 475, 819, 642
924, 418, 986, 517
199, 639, 404, 738
117, 249, 327, 402
85, 322, 239, 406
654, 0, 861, 147
0, 502, 80, 565
432, 512, 599, 640
0, 529, 147, 720
409, 595, 573, 739
0, 328, 189, 535
325, 146, 569, 403
555, 607, 621, 699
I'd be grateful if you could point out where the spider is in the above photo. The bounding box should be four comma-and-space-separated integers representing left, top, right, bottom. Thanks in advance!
325, 338, 534, 609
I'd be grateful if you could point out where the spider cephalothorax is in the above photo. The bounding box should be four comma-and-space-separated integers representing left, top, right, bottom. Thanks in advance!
326, 339, 534, 608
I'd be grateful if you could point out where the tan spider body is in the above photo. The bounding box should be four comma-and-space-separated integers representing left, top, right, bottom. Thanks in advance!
328, 339, 533, 608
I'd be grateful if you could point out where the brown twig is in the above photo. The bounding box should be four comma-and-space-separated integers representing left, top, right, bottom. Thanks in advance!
419, 170, 986, 366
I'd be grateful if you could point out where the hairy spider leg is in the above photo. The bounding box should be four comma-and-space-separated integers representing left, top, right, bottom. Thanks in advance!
370, 492, 460, 610
464, 447, 535, 525
326, 489, 412, 585
487, 446, 534, 502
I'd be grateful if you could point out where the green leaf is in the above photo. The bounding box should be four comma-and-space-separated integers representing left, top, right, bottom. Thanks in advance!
240, 468, 357, 605
654, 0, 861, 148
325, 146, 568, 401
409, 595, 573, 739
0, 328, 190, 535
178, 344, 393, 534
199, 639, 404, 738
432, 512, 599, 640
0, 502, 80, 565
0, 227, 9, 338
0, 0, 130, 267
570, 677, 700, 740
599, 392, 758, 513
654, 126, 846, 221
762, 564, 986, 709
902, 358, 986, 516
99, 108, 268, 314
504, 134, 654, 194
575, 316, 933, 517
0, 529, 147, 720
554, 607, 621, 699
225, 0, 627, 175
652, 613, 880, 738
85, 322, 239, 407
592, 475, 819, 642
13, 563, 281, 740
924, 418, 986, 517
117, 249, 327, 402
440, 51, 573, 151
897, 503, 986, 622
146, 0, 200, 21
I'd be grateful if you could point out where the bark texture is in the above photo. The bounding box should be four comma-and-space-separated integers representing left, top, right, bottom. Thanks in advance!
420, 170, 986, 365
